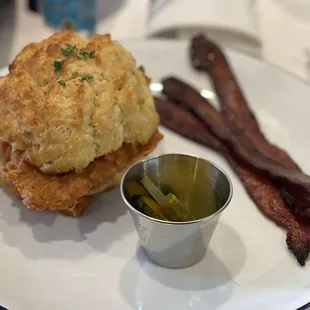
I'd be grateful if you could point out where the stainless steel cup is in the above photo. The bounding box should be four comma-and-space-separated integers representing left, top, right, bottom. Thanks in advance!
120, 154, 233, 269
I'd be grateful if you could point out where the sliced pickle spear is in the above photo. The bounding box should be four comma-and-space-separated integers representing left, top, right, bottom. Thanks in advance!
140, 176, 180, 221
137, 196, 168, 220
166, 192, 196, 221
125, 180, 149, 201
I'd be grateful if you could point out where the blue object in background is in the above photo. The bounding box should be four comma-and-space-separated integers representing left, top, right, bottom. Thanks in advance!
40, 0, 96, 35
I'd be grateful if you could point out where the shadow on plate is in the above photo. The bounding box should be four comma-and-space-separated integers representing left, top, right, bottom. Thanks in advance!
119, 222, 246, 310
0, 187, 134, 260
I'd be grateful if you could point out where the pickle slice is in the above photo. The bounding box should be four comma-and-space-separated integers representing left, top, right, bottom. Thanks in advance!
140, 176, 180, 221
137, 196, 168, 220
125, 180, 149, 201
166, 193, 196, 221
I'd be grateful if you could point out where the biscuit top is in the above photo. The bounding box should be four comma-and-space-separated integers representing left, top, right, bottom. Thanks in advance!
0, 31, 159, 174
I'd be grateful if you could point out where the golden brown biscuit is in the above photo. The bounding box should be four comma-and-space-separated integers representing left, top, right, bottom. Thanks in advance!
0, 31, 159, 174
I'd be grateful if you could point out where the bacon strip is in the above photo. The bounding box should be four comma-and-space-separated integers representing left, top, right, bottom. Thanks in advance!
190, 36, 300, 170
155, 96, 310, 266
189, 35, 310, 218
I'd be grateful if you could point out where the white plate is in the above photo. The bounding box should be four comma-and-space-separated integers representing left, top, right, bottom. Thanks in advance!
1, 40, 310, 310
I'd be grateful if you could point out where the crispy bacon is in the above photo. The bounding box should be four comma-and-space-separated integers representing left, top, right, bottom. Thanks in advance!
189, 35, 310, 217
191, 35, 310, 217
190, 35, 300, 170
154, 96, 310, 266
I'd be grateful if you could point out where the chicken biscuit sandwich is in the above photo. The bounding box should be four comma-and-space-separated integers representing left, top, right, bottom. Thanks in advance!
0, 31, 163, 216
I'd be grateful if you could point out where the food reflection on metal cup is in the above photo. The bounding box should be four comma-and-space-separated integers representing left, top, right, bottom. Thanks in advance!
120, 153, 233, 269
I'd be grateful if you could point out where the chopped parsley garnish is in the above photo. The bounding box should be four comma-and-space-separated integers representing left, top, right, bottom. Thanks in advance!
58, 80, 66, 87
62, 48, 70, 57
78, 48, 89, 60
54, 45, 96, 83
53, 60, 63, 72
81, 74, 93, 82
62, 44, 77, 57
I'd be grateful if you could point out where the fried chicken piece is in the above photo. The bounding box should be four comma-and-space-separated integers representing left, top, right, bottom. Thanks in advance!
1, 131, 163, 217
